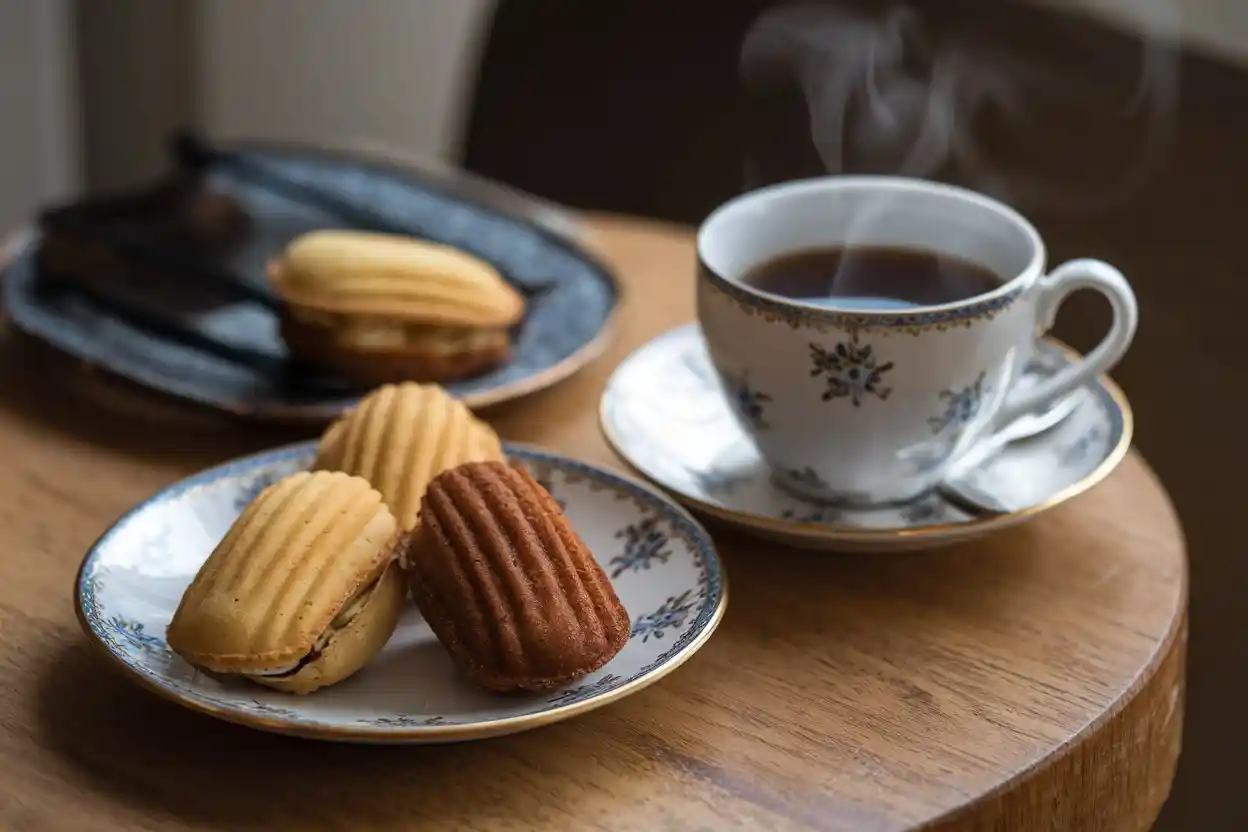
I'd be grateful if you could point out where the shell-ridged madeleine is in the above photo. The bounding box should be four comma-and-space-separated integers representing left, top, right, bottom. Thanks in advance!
270, 229, 524, 327
268, 230, 524, 383
314, 383, 504, 530
166, 470, 409, 695
408, 461, 630, 692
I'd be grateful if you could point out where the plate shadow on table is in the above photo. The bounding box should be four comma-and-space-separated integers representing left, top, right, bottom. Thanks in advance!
33, 520, 1065, 831
32, 641, 685, 831
0, 322, 595, 464
0, 327, 307, 467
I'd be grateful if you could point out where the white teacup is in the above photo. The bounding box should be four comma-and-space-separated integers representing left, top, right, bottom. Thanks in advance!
695, 176, 1138, 507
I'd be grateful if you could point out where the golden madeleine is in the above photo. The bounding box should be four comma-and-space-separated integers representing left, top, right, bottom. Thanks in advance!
268, 230, 524, 383
166, 470, 410, 695
272, 230, 524, 326
314, 382, 504, 530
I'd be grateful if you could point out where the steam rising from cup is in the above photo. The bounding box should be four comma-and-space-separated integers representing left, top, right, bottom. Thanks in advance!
740, 0, 1180, 213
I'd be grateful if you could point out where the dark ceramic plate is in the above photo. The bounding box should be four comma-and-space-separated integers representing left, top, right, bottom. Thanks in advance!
2, 143, 620, 423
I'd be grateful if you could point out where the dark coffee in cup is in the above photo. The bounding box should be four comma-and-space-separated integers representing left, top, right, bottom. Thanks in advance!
741, 245, 1002, 310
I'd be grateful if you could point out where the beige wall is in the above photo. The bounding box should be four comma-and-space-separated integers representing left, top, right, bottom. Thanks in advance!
74, 1, 196, 194
0, 0, 80, 232
196, 0, 495, 163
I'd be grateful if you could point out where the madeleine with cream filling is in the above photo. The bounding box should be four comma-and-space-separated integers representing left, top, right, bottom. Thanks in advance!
166, 470, 409, 695
269, 230, 525, 383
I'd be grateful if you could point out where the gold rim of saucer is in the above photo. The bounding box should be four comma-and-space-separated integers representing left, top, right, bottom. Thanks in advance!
72, 440, 727, 744
598, 332, 1134, 544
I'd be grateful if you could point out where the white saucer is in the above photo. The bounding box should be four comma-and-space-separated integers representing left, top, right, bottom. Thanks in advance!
75, 442, 726, 743
599, 324, 1132, 552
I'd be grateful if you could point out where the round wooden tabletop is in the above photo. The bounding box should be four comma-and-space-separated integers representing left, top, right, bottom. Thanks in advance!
0, 215, 1186, 831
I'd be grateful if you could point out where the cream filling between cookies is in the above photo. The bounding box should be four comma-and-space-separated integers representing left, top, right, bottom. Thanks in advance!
252, 578, 379, 678
292, 309, 503, 353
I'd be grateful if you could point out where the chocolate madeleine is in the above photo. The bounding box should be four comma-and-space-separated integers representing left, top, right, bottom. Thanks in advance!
408, 461, 630, 692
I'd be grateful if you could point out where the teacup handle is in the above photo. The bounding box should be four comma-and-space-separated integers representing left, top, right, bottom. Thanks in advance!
994, 259, 1138, 427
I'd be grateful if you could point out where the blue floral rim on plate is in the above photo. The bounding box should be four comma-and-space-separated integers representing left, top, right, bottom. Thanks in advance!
74, 441, 727, 742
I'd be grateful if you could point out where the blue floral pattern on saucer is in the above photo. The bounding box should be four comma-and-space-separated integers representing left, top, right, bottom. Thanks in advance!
600, 324, 1132, 553
608, 517, 673, 578
75, 443, 726, 743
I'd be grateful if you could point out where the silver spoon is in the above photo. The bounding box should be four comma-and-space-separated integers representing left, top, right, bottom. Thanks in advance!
937, 389, 1089, 516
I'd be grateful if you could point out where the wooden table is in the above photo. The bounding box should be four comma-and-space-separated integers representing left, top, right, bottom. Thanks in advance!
0, 216, 1187, 831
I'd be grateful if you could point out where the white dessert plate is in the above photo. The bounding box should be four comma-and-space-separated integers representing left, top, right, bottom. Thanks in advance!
74, 442, 727, 743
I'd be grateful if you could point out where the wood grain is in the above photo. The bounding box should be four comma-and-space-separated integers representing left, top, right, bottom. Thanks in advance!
0, 216, 1186, 831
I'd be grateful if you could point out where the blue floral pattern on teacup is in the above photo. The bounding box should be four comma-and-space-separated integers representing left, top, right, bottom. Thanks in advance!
75, 443, 725, 741
928, 371, 987, 434
809, 339, 895, 405
727, 373, 773, 430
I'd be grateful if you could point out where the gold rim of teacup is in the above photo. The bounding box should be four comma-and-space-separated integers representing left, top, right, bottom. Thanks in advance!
694, 175, 1046, 337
